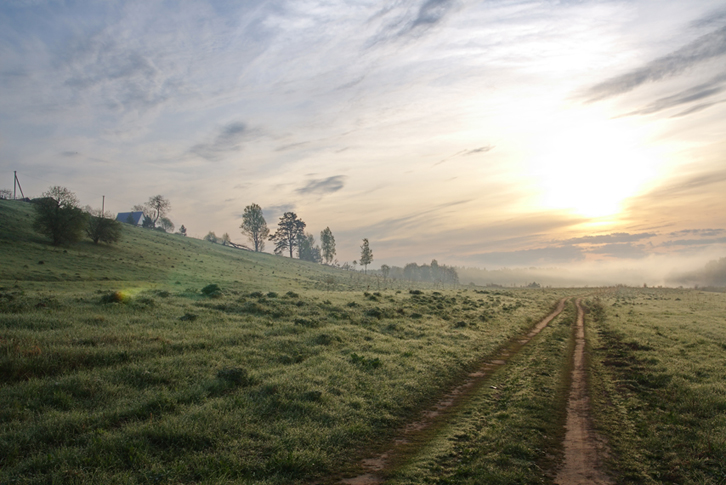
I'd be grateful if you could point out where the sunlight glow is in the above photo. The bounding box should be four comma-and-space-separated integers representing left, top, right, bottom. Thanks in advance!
531, 114, 659, 218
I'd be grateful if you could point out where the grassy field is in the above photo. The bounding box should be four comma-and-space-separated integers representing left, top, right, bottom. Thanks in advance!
385, 300, 577, 485
4, 199, 725, 484
0, 200, 565, 484
586, 288, 726, 484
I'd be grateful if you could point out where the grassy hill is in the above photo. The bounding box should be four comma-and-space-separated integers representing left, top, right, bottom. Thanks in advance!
0, 199, 570, 484
0, 199, 356, 293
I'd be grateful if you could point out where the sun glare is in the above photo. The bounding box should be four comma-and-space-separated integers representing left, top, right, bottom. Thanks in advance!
530, 114, 658, 218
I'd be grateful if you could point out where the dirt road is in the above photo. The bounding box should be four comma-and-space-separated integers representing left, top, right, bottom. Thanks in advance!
555, 299, 612, 485
339, 298, 568, 485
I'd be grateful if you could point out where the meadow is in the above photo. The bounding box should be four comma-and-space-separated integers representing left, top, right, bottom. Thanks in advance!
2, 198, 725, 484
586, 288, 726, 484
0, 200, 564, 484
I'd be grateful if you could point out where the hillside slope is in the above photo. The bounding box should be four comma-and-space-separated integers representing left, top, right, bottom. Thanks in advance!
0, 199, 347, 291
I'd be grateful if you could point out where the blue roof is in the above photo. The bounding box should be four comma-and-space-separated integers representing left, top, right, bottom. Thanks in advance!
116, 211, 145, 225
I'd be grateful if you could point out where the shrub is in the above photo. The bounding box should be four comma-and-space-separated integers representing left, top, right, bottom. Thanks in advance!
87, 216, 122, 244
201, 284, 222, 298
32, 187, 88, 246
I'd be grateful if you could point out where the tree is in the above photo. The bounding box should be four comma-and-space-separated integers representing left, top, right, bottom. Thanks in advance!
298, 233, 321, 262
159, 217, 175, 233
32, 186, 88, 245
240, 203, 269, 252
179, 225, 187, 236
221, 233, 231, 246
87, 215, 122, 244
269, 212, 306, 257
0, 189, 12, 200
381, 264, 390, 283
204, 231, 218, 243
320, 227, 336, 265
360, 238, 373, 274
146, 195, 171, 227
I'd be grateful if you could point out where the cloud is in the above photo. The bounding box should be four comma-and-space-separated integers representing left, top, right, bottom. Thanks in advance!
586, 242, 650, 259
60, 151, 80, 157
559, 232, 656, 245
434, 145, 493, 166
661, 236, 726, 247
620, 73, 726, 116
583, 25, 726, 102
296, 175, 346, 196
668, 228, 724, 237
189, 122, 252, 162
463, 145, 494, 155
368, 0, 458, 45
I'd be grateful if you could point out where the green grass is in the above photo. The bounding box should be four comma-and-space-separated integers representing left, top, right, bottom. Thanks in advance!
587, 288, 726, 484
0, 200, 568, 484
385, 300, 576, 485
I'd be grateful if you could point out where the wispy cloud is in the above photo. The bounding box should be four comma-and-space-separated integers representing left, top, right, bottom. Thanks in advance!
189, 122, 253, 162
668, 228, 724, 237
587, 242, 650, 259
620, 73, 726, 117
296, 175, 346, 196
368, 0, 459, 46
559, 232, 656, 245
583, 25, 726, 102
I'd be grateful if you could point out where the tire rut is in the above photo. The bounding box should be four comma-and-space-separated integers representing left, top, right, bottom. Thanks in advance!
555, 298, 612, 485
337, 298, 568, 485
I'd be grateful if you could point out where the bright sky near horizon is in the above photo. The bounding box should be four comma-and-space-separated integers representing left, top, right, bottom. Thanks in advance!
1, 0, 725, 277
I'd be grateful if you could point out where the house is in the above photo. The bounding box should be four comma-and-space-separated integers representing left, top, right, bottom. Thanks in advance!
116, 211, 147, 226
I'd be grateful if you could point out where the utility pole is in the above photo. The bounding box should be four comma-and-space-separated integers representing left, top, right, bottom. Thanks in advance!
102, 195, 105, 216
13, 171, 25, 200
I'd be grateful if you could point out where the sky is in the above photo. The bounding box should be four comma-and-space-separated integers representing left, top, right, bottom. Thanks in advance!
1, 0, 725, 283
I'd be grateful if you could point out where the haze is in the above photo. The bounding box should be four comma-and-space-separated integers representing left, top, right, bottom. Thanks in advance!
2, 0, 725, 284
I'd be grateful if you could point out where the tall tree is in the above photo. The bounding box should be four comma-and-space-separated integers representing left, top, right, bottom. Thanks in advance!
146, 195, 171, 227
33, 186, 87, 245
269, 212, 306, 257
240, 203, 269, 252
204, 231, 218, 243
360, 238, 373, 274
381, 264, 390, 283
298, 233, 322, 262
221, 233, 231, 245
179, 225, 187, 236
320, 227, 336, 265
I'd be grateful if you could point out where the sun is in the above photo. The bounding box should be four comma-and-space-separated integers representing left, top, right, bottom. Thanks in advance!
530, 114, 658, 218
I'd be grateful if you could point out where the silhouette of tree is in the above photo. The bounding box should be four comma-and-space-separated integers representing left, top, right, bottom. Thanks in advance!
360, 238, 373, 274
240, 203, 269, 252
320, 227, 336, 264
269, 212, 306, 257
33, 186, 87, 246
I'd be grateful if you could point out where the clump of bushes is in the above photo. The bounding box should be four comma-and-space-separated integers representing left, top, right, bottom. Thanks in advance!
201, 284, 222, 298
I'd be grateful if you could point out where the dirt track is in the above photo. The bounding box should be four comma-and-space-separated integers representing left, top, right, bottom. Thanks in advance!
554, 299, 612, 485
338, 298, 568, 485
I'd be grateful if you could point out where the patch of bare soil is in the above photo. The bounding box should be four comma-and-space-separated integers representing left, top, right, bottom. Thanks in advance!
339, 298, 568, 484
555, 299, 612, 485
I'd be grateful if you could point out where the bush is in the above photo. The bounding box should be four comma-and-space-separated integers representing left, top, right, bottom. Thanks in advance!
201, 284, 222, 298
87, 216, 122, 244
32, 187, 87, 246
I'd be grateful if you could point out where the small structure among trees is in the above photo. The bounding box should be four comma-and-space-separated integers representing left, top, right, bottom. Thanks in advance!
116, 211, 146, 226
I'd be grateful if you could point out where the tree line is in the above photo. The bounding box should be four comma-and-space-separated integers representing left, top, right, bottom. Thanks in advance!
23, 187, 458, 286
